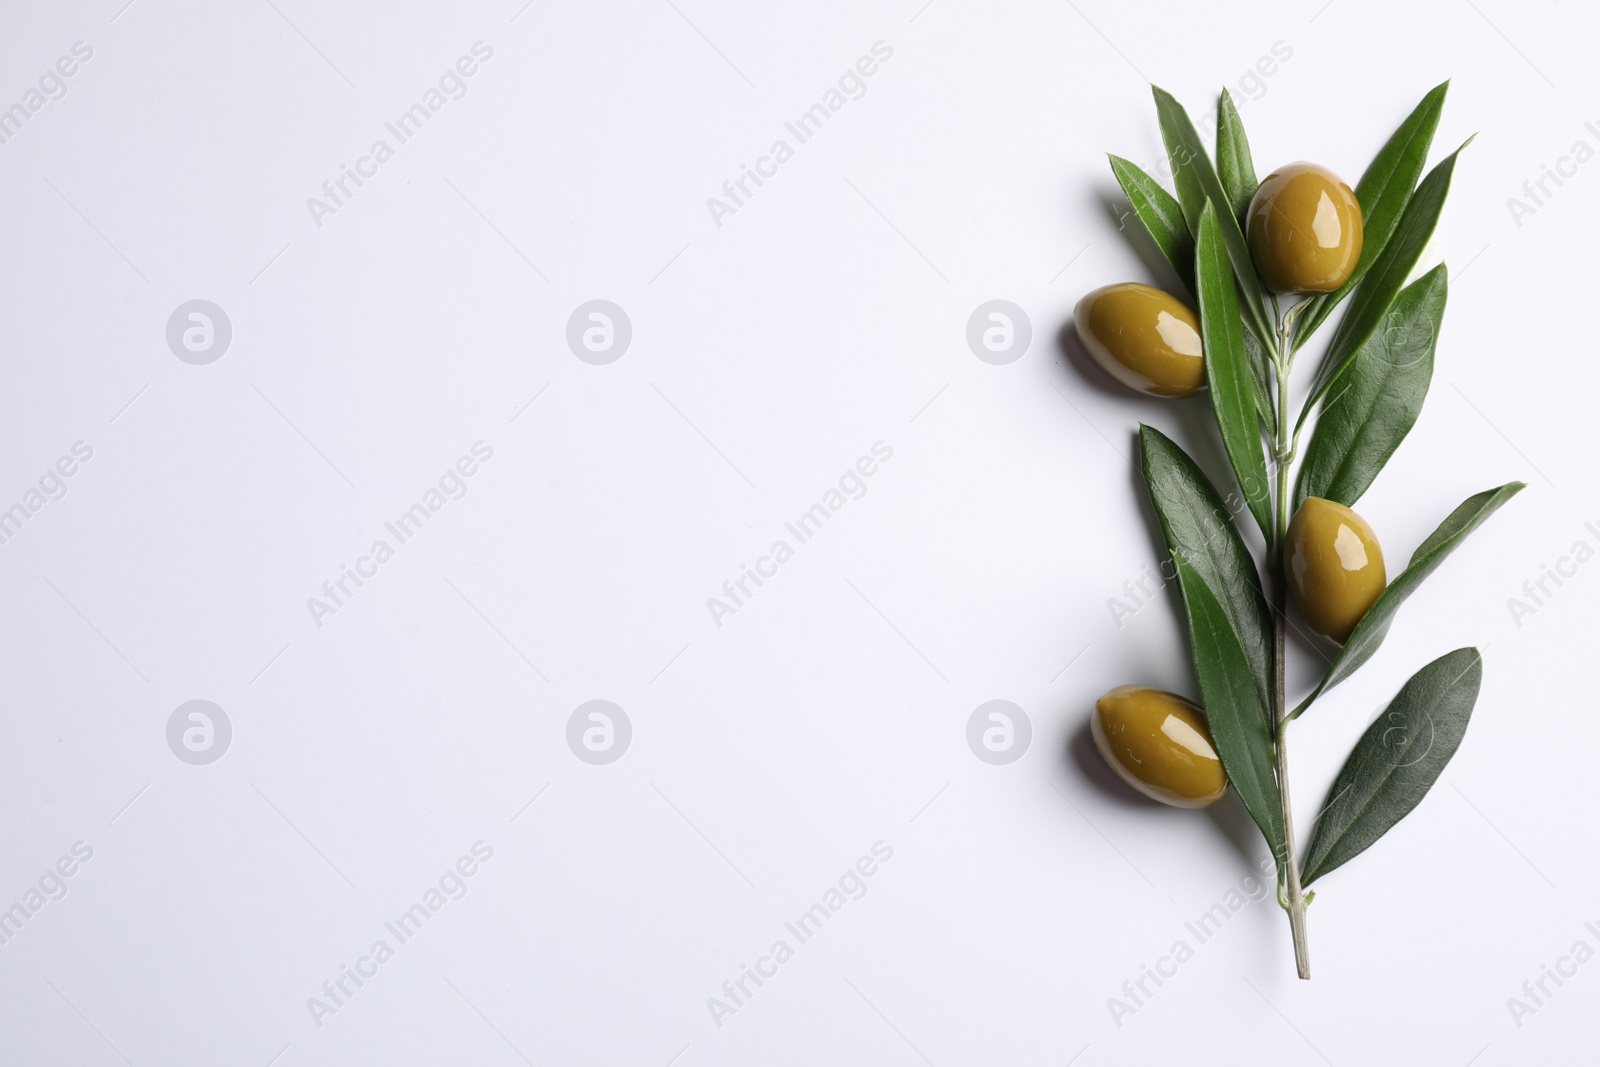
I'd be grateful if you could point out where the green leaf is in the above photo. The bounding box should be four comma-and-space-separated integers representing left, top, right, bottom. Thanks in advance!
1303, 647, 1481, 884
1301, 139, 1470, 424
1243, 329, 1274, 430
1294, 82, 1449, 347
1152, 85, 1274, 347
1197, 202, 1273, 540
1216, 89, 1258, 225
1108, 154, 1194, 293
1139, 425, 1273, 704
1140, 426, 1282, 875
1172, 557, 1284, 866
1295, 264, 1447, 510
1293, 482, 1524, 715
1212, 90, 1273, 428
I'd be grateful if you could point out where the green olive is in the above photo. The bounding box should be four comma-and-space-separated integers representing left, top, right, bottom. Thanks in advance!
1092, 685, 1226, 808
1074, 283, 1205, 398
1287, 497, 1387, 643
1246, 162, 1363, 293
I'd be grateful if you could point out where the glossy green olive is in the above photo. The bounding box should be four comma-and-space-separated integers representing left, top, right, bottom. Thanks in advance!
1074, 283, 1205, 398
1246, 162, 1363, 293
1092, 685, 1227, 808
1287, 497, 1387, 643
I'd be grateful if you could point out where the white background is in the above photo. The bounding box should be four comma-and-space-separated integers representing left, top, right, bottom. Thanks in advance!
1, 0, 1596, 1064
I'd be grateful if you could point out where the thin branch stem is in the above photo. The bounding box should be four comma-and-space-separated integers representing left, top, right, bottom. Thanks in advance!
1271, 306, 1311, 979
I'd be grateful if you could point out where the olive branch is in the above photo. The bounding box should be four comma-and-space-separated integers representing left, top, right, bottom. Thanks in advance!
1091, 82, 1523, 978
